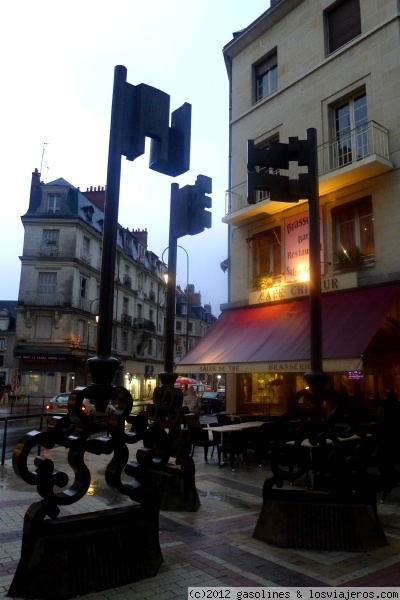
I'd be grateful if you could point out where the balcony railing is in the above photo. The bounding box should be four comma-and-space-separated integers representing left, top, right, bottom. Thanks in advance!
133, 318, 155, 333
37, 244, 62, 256
224, 120, 392, 224
19, 292, 66, 306
123, 275, 132, 288
121, 313, 132, 327
317, 120, 390, 176
80, 250, 92, 265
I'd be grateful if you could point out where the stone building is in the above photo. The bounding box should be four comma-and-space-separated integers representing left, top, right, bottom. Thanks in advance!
177, 0, 400, 416
14, 170, 216, 401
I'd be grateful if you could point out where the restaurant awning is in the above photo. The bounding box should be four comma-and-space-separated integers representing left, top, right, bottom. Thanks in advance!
176, 283, 400, 374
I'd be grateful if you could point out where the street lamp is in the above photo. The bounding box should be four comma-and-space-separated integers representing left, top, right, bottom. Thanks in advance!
85, 298, 99, 384
162, 245, 190, 358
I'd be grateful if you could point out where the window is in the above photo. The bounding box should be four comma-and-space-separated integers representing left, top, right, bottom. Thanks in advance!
333, 197, 374, 265
176, 321, 182, 332
38, 272, 57, 295
122, 331, 128, 352
47, 194, 61, 213
248, 227, 282, 285
0, 338, 5, 351
35, 316, 53, 340
326, 0, 361, 54
334, 93, 368, 166
83, 236, 90, 253
42, 229, 59, 245
147, 339, 153, 356
80, 277, 88, 299
255, 50, 278, 102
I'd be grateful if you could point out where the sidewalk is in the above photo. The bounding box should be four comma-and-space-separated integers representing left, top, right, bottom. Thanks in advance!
1, 435, 400, 599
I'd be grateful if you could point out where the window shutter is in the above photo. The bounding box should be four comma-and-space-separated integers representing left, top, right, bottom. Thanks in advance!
328, 0, 361, 53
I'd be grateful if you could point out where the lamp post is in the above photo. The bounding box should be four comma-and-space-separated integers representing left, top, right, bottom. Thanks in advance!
85, 298, 99, 384
162, 244, 190, 360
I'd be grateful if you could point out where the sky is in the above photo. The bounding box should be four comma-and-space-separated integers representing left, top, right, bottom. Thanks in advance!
0, 1, 270, 316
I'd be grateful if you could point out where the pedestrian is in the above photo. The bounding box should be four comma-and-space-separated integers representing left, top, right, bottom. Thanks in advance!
183, 386, 202, 416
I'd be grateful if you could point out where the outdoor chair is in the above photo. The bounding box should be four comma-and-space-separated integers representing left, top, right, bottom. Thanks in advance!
186, 415, 218, 463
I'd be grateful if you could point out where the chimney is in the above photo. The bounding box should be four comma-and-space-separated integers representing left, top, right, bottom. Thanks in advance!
28, 168, 42, 211
132, 228, 148, 248
84, 186, 106, 211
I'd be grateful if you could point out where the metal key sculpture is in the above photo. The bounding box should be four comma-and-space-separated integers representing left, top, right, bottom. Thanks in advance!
9, 356, 190, 599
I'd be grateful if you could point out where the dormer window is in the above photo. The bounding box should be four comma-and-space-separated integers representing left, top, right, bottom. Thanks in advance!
47, 194, 61, 213
82, 205, 94, 223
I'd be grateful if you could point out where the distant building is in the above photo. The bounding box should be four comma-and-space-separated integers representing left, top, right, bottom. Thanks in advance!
13, 170, 216, 400
0, 301, 17, 389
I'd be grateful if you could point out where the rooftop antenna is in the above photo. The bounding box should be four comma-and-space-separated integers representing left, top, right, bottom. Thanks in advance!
40, 142, 48, 176
43, 161, 50, 183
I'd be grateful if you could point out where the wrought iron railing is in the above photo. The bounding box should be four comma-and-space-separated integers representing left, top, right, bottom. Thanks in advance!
317, 120, 389, 176
225, 121, 390, 217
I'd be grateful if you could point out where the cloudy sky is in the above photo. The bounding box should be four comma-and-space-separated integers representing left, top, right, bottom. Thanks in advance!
0, 1, 270, 316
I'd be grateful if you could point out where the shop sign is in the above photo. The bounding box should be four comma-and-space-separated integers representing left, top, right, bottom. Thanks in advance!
284, 209, 323, 281
198, 361, 312, 374
348, 370, 364, 380
249, 271, 357, 305
20, 355, 68, 364
145, 365, 154, 375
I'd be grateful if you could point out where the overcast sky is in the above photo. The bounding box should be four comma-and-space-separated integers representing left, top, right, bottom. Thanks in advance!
0, 1, 270, 316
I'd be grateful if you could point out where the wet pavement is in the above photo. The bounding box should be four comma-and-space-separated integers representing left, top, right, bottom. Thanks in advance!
1, 415, 400, 598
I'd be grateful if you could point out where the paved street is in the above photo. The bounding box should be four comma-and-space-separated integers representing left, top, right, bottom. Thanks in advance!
1, 420, 400, 599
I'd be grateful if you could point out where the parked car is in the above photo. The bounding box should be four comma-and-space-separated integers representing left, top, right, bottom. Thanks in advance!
45, 392, 115, 424
200, 391, 225, 414
45, 393, 70, 415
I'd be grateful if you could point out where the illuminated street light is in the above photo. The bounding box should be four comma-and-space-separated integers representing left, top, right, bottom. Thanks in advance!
162, 245, 190, 357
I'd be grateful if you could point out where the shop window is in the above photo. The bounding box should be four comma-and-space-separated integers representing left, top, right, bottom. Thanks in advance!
325, 0, 361, 54
332, 196, 374, 266
248, 227, 282, 288
334, 92, 368, 167
255, 50, 278, 102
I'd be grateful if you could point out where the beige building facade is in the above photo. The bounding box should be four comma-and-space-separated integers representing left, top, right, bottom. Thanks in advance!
14, 171, 216, 401
177, 0, 400, 417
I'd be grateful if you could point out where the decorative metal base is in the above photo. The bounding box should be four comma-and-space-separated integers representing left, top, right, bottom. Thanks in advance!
9, 504, 163, 600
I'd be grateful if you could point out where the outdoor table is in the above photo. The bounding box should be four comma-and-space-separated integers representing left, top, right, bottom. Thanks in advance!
286, 433, 371, 489
209, 421, 265, 470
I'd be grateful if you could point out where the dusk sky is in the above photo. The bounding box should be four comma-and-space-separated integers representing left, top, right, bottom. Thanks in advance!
0, 1, 270, 315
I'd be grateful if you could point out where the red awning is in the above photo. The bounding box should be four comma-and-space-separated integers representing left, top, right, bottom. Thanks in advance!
176, 284, 400, 373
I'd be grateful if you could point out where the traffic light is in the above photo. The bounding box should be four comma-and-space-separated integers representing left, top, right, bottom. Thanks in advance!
170, 176, 212, 239
247, 138, 311, 204
188, 175, 212, 236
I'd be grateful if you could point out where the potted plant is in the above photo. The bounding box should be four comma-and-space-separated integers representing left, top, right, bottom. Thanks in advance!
335, 246, 365, 266
252, 271, 274, 290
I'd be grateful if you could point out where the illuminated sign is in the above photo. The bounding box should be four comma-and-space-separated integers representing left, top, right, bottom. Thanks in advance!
348, 370, 364, 380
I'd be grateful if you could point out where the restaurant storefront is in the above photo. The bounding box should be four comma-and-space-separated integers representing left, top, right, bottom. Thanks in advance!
176, 282, 400, 416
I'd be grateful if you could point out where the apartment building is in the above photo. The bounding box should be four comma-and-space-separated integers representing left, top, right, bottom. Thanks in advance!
0, 301, 17, 389
177, 0, 400, 416
14, 170, 216, 401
